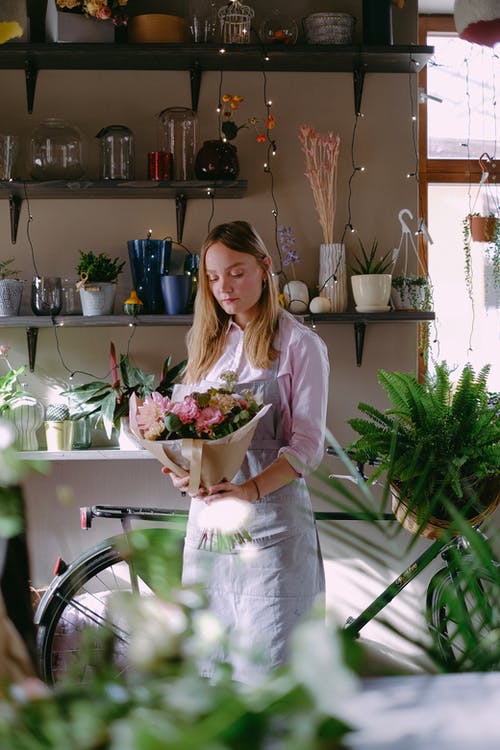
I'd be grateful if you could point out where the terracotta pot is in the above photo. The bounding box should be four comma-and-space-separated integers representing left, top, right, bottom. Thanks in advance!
194, 140, 239, 180
469, 215, 499, 242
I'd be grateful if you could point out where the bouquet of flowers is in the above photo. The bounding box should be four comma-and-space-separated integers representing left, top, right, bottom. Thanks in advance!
55, 0, 128, 25
129, 372, 271, 551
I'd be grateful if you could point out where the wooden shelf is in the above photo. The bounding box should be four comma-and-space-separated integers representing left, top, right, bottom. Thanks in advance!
18, 449, 154, 461
0, 179, 247, 200
0, 42, 434, 73
2, 180, 247, 244
5, 311, 434, 370
2, 314, 194, 328
0, 42, 434, 114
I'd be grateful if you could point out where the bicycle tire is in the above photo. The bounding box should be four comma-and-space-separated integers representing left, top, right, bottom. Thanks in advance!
426, 561, 500, 671
36, 538, 138, 684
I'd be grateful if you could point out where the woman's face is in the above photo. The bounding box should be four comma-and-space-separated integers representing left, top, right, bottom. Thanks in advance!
205, 242, 267, 328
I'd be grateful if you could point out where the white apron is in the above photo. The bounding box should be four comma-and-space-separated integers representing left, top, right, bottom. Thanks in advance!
176, 355, 325, 683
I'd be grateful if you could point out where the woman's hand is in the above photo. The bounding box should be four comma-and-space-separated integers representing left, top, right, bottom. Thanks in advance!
204, 480, 258, 504
161, 467, 207, 497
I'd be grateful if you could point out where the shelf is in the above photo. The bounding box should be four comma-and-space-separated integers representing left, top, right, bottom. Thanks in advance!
0, 42, 434, 73
306, 311, 435, 367
0, 179, 247, 200
2, 180, 247, 244
2, 311, 434, 370
2, 314, 194, 328
0, 42, 434, 114
17, 449, 154, 461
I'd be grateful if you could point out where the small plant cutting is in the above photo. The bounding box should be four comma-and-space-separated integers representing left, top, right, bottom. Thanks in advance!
347, 362, 500, 533
76, 250, 125, 284
0, 258, 20, 279
350, 238, 393, 275
62, 343, 186, 439
129, 370, 271, 550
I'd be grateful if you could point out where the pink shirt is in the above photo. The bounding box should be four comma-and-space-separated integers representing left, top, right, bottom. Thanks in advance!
202, 311, 330, 475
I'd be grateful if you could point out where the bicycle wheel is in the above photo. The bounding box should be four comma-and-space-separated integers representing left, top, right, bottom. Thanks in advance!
35, 537, 149, 684
426, 562, 500, 671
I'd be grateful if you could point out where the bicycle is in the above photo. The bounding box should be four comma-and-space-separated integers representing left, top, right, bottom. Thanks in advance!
34, 470, 500, 683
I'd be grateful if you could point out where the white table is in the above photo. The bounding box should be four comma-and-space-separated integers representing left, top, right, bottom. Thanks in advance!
342, 672, 500, 750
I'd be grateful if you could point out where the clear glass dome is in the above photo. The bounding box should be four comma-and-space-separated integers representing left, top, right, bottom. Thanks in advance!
29, 117, 85, 180
259, 9, 298, 45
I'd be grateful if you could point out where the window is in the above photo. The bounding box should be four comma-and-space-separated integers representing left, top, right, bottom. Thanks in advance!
419, 16, 499, 390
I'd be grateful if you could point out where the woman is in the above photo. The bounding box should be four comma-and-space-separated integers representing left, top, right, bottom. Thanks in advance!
165, 220, 330, 683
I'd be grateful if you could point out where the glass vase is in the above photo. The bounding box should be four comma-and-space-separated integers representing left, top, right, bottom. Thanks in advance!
318, 243, 348, 313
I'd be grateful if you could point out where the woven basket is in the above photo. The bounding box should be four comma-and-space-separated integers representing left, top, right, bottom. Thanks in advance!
391, 477, 500, 539
303, 12, 355, 45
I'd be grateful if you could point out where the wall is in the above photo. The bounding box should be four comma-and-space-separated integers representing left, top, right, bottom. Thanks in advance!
0, 0, 436, 658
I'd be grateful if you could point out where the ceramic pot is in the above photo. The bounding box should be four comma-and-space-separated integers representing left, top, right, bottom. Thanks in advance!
283, 280, 309, 314
195, 140, 239, 180
0, 279, 24, 316
351, 274, 392, 312
127, 238, 172, 313
79, 282, 116, 316
161, 274, 192, 315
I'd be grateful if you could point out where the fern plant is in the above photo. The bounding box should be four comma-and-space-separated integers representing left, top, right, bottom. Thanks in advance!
347, 362, 500, 522
76, 250, 125, 283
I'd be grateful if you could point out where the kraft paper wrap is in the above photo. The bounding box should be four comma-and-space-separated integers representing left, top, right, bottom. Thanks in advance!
129, 393, 271, 494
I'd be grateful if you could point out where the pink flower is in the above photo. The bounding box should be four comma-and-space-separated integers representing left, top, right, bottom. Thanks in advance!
137, 392, 171, 435
97, 5, 112, 19
171, 396, 200, 424
195, 407, 224, 435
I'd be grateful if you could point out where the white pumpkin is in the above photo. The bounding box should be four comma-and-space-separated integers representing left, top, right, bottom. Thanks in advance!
309, 296, 331, 314
283, 280, 309, 314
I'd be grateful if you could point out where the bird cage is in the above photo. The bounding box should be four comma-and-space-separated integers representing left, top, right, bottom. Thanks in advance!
218, 0, 254, 44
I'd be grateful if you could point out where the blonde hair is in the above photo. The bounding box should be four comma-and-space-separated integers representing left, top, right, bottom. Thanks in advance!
185, 221, 280, 383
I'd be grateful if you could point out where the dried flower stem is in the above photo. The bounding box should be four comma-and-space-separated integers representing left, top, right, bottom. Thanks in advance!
299, 125, 341, 245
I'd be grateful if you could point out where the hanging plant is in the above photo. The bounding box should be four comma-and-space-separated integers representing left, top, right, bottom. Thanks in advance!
463, 213, 500, 298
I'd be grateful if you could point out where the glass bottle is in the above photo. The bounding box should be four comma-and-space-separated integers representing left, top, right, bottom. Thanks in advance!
157, 107, 198, 181
96, 124, 135, 180
29, 117, 85, 180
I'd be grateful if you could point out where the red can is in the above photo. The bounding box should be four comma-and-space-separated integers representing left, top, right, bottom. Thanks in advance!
148, 151, 172, 180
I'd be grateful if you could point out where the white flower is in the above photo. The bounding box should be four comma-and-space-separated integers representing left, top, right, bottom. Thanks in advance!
198, 497, 254, 534
109, 593, 187, 670
289, 617, 359, 716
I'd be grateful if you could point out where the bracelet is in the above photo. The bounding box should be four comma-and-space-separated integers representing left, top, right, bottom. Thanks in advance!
250, 478, 260, 501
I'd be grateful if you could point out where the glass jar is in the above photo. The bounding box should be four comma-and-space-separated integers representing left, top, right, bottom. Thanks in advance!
96, 124, 135, 180
157, 107, 198, 181
29, 117, 85, 180
259, 10, 298, 45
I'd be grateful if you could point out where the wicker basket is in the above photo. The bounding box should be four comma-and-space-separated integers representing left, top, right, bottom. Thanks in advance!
303, 12, 355, 45
391, 477, 500, 540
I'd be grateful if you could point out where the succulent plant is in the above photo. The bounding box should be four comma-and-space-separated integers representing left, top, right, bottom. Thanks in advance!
45, 403, 70, 422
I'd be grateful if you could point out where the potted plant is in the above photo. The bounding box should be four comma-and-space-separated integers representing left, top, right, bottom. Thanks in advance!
76, 250, 125, 316
391, 274, 432, 311
350, 239, 394, 312
463, 213, 500, 299
62, 343, 186, 443
347, 361, 500, 537
0, 259, 24, 317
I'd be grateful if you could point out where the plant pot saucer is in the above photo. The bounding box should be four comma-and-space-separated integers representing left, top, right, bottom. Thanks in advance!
355, 305, 391, 313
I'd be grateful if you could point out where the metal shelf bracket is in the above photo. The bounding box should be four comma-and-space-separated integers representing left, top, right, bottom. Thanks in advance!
9, 194, 21, 244
353, 68, 366, 116
175, 193, 187, 244
190, 59, 201, 113
354, 321, 366, 367
26, 327, 38, 372
24, 58, 38, 114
